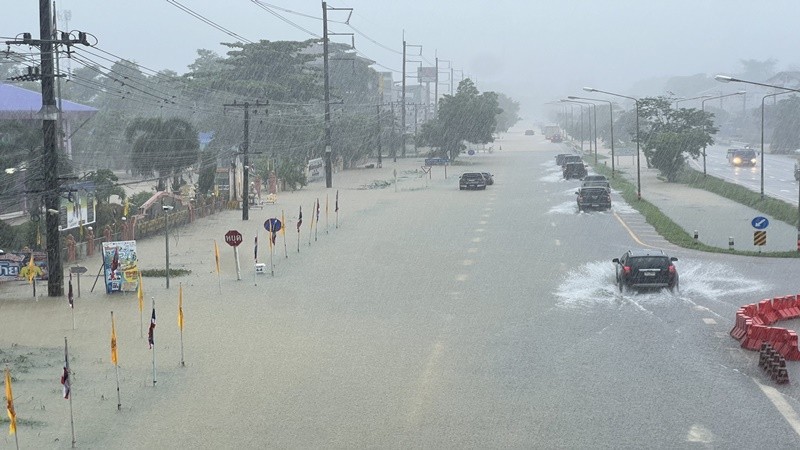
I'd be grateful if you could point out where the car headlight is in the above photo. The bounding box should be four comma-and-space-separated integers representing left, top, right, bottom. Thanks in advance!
751, 158, 757, 164
733, 157, 742, 164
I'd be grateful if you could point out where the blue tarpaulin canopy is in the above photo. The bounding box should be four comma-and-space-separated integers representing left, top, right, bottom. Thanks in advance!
0, 83, 97, 120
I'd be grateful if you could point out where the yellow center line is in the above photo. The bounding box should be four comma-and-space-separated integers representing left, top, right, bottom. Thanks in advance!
612, 211, 662, 250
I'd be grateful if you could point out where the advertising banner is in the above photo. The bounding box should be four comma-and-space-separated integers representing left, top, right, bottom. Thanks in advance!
307, 158, 324, 181
59, 190, 96, 231
102, 240, 139, 294
0, 252, 48, 282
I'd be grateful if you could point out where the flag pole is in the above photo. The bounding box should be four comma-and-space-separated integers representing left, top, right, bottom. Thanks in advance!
214, 240, 221, 294
254, 229, 259, 287
315, 198, 319, 242
282, 210, 288, 259
151, 297, 157, 387
233, 245, 241, 281
111, 311, 121, 411
178, 284, 185, 367
269, 233, 275, 277
335, 190, 339, 229
64, 337, 76, 448
308, 201, 314, 247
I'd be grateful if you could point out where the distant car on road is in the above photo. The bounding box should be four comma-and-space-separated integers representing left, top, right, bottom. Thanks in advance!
576, 186, 611, 211
560, 155, 583, 167
727, 148, 757, 166
459, 172, 487, 190
581, 175, 609, 189
612, 249, 679, 293
555, 153, 572, 166
563, 162, 587, 180
524, 130, 535, 135
481, 172, 494, 185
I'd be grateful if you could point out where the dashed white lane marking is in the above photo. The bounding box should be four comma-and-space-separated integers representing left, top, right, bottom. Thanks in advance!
474, 228, 485, 232
551, 222, 557, 227
407, 340, 445, 424
462, 259, 474, 266
484, 207, 493, 211
686, 424, 714, 444
555, 239, 561, 246
467, 248, 478, 253
479, 220, 488, 225
754, 378, 800, 437
702, 318, 717, 325
455, 274, 468, 281
482, 214, 490, 218
471, 237, 482, 243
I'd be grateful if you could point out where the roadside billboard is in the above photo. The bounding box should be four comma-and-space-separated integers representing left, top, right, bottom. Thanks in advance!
0, 252, 48, 282
102, 240, 139, 294
59, 190, 96, 231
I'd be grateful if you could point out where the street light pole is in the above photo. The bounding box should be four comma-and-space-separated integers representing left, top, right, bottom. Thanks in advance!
569, 96, 613, 176
716, 75, 800, 198
585, 87, 641, 199
700, 91, 745, 177
675, 95, 711, 109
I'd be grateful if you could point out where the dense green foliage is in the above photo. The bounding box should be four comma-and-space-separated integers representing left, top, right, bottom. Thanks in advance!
419, 79, 501, 160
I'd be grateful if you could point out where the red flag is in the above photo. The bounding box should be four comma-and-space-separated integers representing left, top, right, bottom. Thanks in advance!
61, 366, 71, 399
335, 190, 339, 213
296, 206, 303, 232
254, 234, 258, 262
148, 306, 156, 349
316, 198, 320, 222
67, 273, 74, 309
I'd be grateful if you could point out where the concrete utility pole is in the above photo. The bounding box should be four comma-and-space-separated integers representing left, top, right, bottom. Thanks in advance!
223, 100, 266, 221
401, 36, 406, 159
434, 56, 439, 119
322, 2, 333, 187
40, 0, 62, 296
376, 103, 382, 168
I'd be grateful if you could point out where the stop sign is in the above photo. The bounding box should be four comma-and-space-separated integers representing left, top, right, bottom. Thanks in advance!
224, 230, 243, 247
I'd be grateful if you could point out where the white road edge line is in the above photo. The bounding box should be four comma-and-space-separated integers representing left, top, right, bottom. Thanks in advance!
754, 378, 800, 437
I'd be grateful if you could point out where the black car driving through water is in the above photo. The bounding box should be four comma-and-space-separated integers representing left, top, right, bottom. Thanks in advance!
612, 249, 679, 293
563, 162, 587, 180
459, 172, 487, 190
576, 186, 611, 211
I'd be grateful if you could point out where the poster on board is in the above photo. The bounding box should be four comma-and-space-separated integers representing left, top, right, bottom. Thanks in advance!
102, 240, 139, 294
0, 252, 48, 282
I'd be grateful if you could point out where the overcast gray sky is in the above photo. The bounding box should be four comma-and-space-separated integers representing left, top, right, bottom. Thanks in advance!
4, 0, 800, 120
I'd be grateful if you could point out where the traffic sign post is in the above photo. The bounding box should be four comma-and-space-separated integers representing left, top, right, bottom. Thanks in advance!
751, 216, 769, 230
225, 230, 243, 281
70, 266, 87, 297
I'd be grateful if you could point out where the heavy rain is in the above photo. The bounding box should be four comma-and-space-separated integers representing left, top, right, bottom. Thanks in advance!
4, 1, 800, 448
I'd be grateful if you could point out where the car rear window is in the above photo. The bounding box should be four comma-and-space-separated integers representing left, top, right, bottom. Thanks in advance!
628, 256, 669, 269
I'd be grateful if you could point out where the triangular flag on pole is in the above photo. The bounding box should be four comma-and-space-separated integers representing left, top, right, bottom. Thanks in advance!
4, 367, 16, 435
111, 313, 119, 366
178, 284, 184, 331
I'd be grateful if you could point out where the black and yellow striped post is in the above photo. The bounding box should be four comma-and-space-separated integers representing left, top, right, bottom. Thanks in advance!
754, 231, 767, 247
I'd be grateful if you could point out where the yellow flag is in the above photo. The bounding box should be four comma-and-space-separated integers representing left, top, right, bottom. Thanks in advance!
4, 368, 16, 435
281, 210, 286, 236
111, 313, 118, 366
214, 240, 220, 274
137, 271, 144, 312
178, 284, 184, 331
123, 198, 130, 217
25, 253, 37, 284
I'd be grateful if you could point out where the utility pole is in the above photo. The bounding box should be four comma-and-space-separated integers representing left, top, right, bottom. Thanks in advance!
224, 100, 266, 221
376, 103, 382, 168
41, 0, 61, 296
413, 104, 418, 155
390, 102, 396, 162
401, 36, 406, 159
322, 1, 333, 187
434, 56, 439, 119
6, 3, 91, 297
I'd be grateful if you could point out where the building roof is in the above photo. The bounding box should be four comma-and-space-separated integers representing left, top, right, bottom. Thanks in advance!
0, 83, 98, 120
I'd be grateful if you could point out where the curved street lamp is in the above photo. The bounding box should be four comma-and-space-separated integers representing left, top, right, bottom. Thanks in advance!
700, 91, 746, 177
675, 95, 711, 108
570, 96, 615, 177
564, 99, 598, 164
584, 87, 641, 199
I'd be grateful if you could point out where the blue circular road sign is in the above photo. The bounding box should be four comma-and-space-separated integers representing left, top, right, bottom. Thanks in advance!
264, 218, 282, 232
751, 216, 769, 230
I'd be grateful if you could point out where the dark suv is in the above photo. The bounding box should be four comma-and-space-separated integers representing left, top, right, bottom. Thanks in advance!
560, 155, 583, 167
612, 249, 679, 293
576, 186, 611, 211
563, 162, 587, 179
459, 172, 487, 190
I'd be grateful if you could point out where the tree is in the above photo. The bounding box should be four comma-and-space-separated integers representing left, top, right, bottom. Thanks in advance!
635, 97, 717, 181
419, 79, 500, 160
770, 95, 800, 154
125, 117, 199, 190
85, 169, 125, 204
495, 93, 521, 133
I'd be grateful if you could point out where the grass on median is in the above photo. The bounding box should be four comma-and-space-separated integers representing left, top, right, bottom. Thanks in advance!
589, 162, 800, 258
